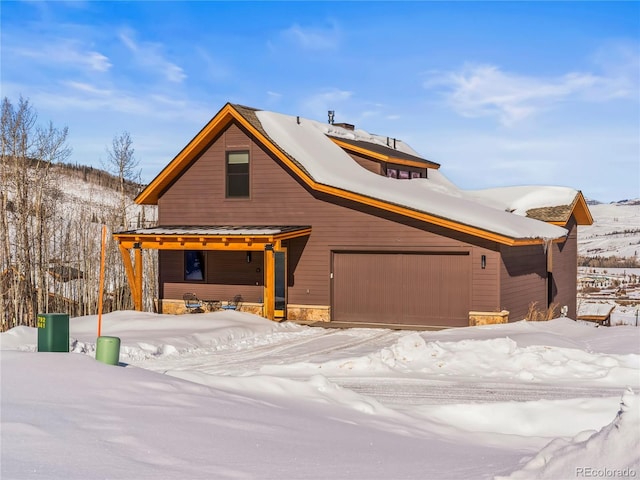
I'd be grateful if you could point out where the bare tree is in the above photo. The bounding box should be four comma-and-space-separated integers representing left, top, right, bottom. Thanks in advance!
0, 97, 70, 329
1, 99, 158, 330
105, 131, 140, 228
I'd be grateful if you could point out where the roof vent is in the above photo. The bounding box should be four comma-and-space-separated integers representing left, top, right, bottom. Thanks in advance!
328, 110, 335, 124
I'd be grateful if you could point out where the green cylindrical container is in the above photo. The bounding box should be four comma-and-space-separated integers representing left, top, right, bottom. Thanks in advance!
95, 336, 121, 366
37, 313, 69, 352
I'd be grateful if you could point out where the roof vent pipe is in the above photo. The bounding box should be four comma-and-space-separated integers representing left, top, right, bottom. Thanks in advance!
386, 137, 390, 146
393, 138, 396, 149
297, 116, 300, 125
328, 110, 335, 125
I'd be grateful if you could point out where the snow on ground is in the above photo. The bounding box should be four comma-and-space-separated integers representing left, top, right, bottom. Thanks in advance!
2, 311, 639, 479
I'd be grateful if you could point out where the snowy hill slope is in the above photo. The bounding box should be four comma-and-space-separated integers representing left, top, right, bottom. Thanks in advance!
578, 201, 640, 259
49, 163, 155, 226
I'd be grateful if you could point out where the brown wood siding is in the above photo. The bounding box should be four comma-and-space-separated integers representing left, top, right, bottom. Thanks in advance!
332, 252, 471, 326
550, 217, 577, 318
345, 152, 383, 175
500, 244, 547, 321
472, 249, 501, 311
157, 122, 503, 324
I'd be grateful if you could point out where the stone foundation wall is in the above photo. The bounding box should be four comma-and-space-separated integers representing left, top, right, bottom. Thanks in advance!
285, 305, 331, 324
154, 299, 329, 323
155, 299, 263, 316
468, 310, 509, 326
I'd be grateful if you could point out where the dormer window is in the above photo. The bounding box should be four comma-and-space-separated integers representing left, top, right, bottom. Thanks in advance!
226, 151, 250, 198
386, 166, 426, 179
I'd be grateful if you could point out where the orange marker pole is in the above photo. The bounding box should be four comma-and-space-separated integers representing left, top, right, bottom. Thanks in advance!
97, 225, 107, 337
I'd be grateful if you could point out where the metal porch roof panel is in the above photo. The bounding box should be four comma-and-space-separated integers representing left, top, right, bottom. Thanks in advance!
116, 225, 311, 236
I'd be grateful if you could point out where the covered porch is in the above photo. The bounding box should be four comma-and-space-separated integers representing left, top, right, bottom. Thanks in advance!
113, 226, 311, 321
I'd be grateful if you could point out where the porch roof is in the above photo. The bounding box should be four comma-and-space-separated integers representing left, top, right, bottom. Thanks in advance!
113, 225, 312, 250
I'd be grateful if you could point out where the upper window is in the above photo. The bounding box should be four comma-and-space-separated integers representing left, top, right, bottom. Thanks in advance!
226, 151, 250, 198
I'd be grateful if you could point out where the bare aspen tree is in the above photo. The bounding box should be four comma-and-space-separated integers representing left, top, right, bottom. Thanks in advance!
0, 101, 13, 328
105, 132, 139, 229
0, 97, 70, 329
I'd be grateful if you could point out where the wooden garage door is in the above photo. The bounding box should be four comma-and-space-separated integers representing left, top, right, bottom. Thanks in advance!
332, 252, 471, 327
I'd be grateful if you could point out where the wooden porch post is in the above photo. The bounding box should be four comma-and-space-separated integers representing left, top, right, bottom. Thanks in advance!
263, 244, 275, 320
118, 244, 143, 311
134, 246, 143, 311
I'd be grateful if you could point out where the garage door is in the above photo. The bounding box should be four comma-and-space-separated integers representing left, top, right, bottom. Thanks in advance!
332, 252, 471, 327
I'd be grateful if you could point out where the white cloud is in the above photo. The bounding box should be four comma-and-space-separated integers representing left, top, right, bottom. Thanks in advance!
425, 55, 639, 126
27, 78, 210, 124
85, 51, 112, 72
65, 81, 112, 96
281, 21, 341, 50
118, 28, 186, 83
11, 42, 111, 73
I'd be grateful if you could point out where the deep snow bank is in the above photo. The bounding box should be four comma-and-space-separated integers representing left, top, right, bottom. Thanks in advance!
497, 389, 640, 479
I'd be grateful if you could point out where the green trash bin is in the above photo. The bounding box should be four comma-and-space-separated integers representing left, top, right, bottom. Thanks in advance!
37, 313, 69, 352
95, 336, 121, 366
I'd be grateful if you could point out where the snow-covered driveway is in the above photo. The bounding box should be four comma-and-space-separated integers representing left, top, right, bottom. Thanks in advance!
121, 320, 631, 406
72, 311, 631, 409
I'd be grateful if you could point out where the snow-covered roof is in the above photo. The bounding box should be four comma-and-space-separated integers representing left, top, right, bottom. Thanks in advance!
577, 302, 616, 318
319, 124, 425, 159
136, 102, 592, 244
255, 110, 570, 242
466, 186, 577, 214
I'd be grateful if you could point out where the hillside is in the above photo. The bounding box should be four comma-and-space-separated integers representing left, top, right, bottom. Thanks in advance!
578, 200, 640, 262
52, 162, 153, 228
577, 199, 640, 327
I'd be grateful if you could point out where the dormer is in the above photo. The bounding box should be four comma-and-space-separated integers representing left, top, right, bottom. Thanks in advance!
327, 134, 440, 180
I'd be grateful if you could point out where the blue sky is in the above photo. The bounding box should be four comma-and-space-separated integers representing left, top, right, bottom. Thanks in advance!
2, 1, 638, 202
